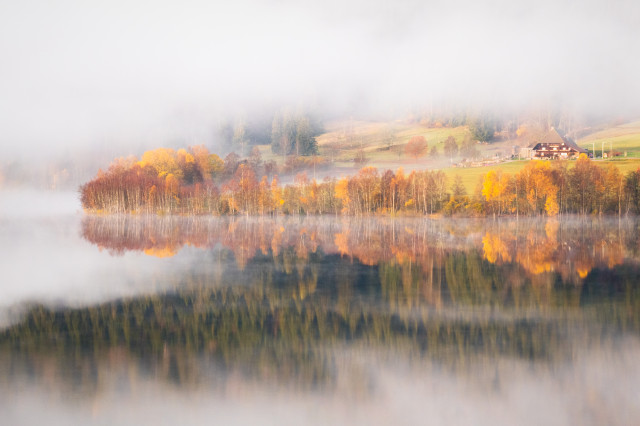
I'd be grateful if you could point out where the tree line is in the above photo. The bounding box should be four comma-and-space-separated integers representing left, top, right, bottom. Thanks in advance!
80, 146, 640, 216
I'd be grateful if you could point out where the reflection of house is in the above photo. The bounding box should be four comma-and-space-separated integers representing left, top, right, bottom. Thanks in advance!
531, 128, 588, 159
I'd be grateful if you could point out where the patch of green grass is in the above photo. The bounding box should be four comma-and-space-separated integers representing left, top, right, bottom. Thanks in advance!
440, 161, 529, 194
579, 121, 640, 157
600, 158, 640, 174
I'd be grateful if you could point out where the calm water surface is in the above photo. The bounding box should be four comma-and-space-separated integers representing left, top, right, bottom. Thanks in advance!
0, 202, 639, 425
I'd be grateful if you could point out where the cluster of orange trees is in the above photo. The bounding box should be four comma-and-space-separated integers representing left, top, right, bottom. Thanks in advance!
476, 155, 635, 216
81, 146, 640, 216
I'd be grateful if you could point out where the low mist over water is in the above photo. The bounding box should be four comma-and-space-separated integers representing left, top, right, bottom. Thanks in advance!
2, 0, 640, 422
0, 210, 639, 424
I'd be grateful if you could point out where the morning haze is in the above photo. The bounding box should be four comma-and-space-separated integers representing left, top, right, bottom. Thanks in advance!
1, 1, 640, 425
0, 0, 639, 158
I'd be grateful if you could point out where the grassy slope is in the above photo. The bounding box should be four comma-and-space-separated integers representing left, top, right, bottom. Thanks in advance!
578, 120, 640, 157
442, 161, 529, 194
316, 120, 473, 166
255, 119, 640, 193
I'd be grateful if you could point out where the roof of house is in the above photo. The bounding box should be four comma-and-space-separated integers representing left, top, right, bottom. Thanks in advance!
530, 128, 588, 153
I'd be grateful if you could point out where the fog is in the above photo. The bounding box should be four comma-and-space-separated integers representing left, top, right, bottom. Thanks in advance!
0, 191, 199, 326
1, 0, 639, 158
2, 344, 639, 425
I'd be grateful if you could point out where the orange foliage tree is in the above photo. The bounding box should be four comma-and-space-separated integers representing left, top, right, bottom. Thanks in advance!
405, 136, 428, 159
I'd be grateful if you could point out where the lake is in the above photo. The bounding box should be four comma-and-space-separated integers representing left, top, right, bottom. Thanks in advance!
0, 195, 639, 425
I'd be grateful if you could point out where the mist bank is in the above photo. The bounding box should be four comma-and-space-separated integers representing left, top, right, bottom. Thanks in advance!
2, 343, 638, 426
0, 189, 80, 217
2, 0, 640, 160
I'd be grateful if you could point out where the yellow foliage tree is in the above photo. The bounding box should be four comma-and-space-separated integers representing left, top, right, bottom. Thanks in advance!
140, 148, 183, 180
482, 170, 511, 214
335, 177, 350, 213
519, 161, 558, 215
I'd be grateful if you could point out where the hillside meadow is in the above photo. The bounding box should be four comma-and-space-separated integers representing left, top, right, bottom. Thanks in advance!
255, 118, 640, 194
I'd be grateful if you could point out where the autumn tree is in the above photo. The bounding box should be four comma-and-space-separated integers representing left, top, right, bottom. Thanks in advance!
380, 170, 395, 212
176, 148, 200, 184
208, 153, 225, 181
624, 169, 640, 214
190, 145, 213, 181
352, 167, 380, 214
604, 164, 624, 215
482, 170, 509, 215
443, 136, 458, 162
451, 175, 466, 199
518, 161, 558, 215
223, 152, 240, 178
223, 164, 259, 214
390, 168, 410, 213
568, 154, 604, 214
140, 148, 183, 180
405, 136, 428, 159
334, 177, 350, 214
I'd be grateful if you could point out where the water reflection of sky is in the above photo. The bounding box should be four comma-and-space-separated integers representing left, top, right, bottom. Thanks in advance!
1, 207, 639, 425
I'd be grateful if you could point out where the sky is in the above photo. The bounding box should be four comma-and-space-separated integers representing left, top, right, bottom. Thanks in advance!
0, 0, 639, 158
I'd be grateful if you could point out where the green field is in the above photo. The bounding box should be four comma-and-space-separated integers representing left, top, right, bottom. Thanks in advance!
441, 161, 528, 194
578, 120, 640, 157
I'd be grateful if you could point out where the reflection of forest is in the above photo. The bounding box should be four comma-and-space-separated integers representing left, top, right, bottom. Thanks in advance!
83, 215, 640, 284
1, 216, 639, 394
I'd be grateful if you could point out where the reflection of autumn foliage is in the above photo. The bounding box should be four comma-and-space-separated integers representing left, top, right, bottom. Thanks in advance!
517, 231, 557, 275
334, 231, 350, 257
8, 218, 640, 396
83, 216, 635, 291
479, 219, 627, 282
482, 233, 512, 263
144, 245, 179, 258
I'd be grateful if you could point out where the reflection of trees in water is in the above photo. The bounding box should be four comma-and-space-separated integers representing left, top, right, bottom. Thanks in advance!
78, 215, 640, 318
480, 219, 634, 283
0, 283, 585, 396
4, 216, 640, 394
0, 216, 637, 396
83, 215, 640, 283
